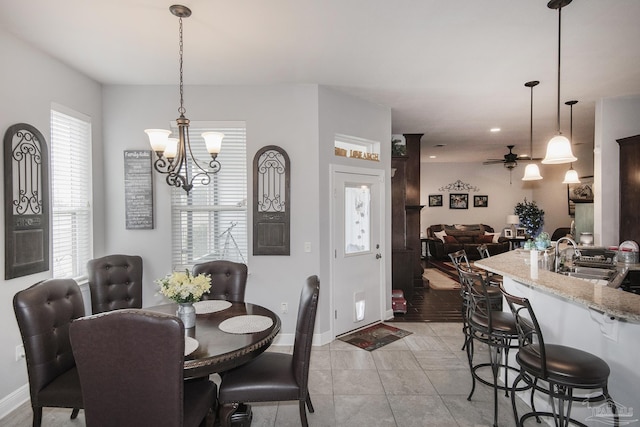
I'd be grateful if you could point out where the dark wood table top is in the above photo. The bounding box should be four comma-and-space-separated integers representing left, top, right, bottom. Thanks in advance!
148, 301, 281, 378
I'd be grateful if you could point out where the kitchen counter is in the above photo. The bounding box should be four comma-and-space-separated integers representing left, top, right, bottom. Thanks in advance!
476, 250, 640, 423
475, 250, 640, 322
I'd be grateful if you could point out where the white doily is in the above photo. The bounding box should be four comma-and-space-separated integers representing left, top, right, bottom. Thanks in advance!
218, 315, 274, 334
184, 336, 199, 356
193, 300, 232, 314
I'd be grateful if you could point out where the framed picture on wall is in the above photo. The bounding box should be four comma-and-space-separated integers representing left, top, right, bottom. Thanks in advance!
567, 175, 594, 216
473, 195, 488, 207
428, 194, 443, 207
449, 193, 468, 209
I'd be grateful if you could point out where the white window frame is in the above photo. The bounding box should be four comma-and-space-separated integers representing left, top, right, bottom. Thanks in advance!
171, 121, 247, 271
50, 104, 93, 280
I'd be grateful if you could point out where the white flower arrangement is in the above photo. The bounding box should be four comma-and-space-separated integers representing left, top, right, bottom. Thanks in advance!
156, 269, 211, 304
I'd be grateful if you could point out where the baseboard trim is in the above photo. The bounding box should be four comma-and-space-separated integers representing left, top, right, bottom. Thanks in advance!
272, 331, 331, 347
0, 383, 29, 420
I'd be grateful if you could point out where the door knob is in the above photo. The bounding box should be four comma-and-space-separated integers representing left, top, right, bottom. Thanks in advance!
376, 253, 382, 259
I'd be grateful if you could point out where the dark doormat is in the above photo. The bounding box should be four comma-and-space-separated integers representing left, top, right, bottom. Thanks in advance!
338, 323, 412, 351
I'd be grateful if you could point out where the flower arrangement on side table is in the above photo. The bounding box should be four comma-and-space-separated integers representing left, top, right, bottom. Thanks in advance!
156, 269, 211, 328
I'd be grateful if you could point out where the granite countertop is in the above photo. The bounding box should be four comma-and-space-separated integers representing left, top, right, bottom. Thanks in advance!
475, 250, 640, 323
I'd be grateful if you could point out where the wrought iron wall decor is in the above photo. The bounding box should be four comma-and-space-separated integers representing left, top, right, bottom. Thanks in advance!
438, 179, 479, 193
4, 123, 50, 279
253, 146, 290, 255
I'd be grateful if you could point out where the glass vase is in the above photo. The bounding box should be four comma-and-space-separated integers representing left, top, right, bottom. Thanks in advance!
176, 302, 196, 328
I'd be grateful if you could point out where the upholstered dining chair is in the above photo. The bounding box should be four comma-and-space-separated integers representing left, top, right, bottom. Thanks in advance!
87, 254, 143, 314
217, 275, 320, 427
70, 309, 217, 427
192, 260, 248, 302
13, 278, 85, 427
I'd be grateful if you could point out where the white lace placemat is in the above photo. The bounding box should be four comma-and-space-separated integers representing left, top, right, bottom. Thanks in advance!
218, 315, 274, 334
184, 336, 199, 356
194, 300, 232, 314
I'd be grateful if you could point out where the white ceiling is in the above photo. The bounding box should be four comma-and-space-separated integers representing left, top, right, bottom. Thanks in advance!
2, 0, 639, 163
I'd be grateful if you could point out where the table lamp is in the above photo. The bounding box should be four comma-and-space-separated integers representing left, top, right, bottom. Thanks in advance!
507, 215, 520, 236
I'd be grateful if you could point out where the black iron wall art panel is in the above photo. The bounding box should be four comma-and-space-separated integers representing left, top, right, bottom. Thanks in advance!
253, 146, 290, 255
4, 123, 50, 279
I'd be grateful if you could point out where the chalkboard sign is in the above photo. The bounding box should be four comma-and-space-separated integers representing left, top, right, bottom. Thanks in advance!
124, 150, 154, 229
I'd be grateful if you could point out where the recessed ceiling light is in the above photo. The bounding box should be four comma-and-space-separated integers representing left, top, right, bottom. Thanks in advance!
490, 128, 501, 132
429, 155, 436, 159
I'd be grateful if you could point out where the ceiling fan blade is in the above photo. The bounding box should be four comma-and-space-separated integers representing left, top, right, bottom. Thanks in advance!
483, 160, 506, 165
517, 156, 543, 161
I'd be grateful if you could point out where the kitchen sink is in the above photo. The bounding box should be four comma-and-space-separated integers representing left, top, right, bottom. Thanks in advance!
558, 266, 618, 282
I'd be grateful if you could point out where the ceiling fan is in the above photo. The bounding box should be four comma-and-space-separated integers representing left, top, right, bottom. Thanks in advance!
483, 145, 542, 170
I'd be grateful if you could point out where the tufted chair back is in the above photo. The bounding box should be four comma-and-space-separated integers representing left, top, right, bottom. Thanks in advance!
192, 260, 248, 303
87, 254, 143, 314
70, 309, 217, 427
13, 278, 85, 426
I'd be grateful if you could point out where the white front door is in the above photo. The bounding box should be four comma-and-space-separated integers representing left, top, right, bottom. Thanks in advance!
331, 168, 384, 336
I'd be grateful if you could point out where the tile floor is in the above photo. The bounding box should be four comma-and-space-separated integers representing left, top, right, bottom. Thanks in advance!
0, 321, 532, 427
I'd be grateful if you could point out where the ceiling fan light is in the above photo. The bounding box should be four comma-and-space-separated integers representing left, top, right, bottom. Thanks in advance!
522, 163, 543, 181
562, 168, 580, 184
541, 134, 577, 164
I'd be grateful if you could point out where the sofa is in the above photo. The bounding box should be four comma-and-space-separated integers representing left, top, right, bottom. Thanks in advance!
425, 224, 510, 260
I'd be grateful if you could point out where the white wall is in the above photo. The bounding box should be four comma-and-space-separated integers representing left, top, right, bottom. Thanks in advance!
420, 162, 536, 234
0, 29, 103, 411
102, 84, 323, 335
594, 95, 640, 247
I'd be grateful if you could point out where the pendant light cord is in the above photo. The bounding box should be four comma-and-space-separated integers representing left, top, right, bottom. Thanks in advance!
556, 7, 562, 134
178, 16, 186, 117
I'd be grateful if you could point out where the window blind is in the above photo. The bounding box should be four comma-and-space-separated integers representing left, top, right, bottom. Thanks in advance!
51, 108, 92, 279
171, 122, 247, 271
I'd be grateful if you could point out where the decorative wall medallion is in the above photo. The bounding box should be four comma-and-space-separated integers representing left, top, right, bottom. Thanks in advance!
438, 179, 479, 192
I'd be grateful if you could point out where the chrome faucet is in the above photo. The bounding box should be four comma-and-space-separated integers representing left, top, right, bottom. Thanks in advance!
554, 237, 581, 273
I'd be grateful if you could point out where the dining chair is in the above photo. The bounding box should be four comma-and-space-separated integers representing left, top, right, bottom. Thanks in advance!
192, 260, 248, 302
87, 254, 143, 313
217, 275, 320, 427
70, 309, 217, 427
13, 278, 85, 427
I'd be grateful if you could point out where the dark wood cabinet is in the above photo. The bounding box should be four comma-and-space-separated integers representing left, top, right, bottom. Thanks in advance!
391, 134, 424, 294
618, 134, 640, 244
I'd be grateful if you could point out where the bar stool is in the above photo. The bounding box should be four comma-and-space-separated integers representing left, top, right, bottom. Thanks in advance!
501, 286, 619, 427
458, 269, 522, 427
449, 250, 503, 350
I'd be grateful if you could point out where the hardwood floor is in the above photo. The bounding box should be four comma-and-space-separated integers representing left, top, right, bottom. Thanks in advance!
388, 263, 463, 323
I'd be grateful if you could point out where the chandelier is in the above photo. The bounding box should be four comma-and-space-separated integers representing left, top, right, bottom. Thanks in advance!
145, 5, 223, 194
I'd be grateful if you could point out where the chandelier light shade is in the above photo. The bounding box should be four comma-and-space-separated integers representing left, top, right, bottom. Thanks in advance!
522, 80, 542, 181
542, 0, 577, 165
144, 5, 223, 194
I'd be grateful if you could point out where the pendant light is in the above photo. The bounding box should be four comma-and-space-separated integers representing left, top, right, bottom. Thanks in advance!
562, 100, 581, 184
522, 80, 543, 181
542, 0, 577, 165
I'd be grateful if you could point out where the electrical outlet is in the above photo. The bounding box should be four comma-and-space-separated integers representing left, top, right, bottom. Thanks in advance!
280, 302, 288, 314
304, 242, 312, 253
15, 344, 25, 362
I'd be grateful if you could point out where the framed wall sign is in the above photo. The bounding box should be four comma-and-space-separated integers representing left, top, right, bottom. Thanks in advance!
567, 175, 594, 216
449, 193, 468, 209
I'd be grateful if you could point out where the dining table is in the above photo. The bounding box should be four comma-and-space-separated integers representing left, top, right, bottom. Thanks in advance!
147, 300, 281, 379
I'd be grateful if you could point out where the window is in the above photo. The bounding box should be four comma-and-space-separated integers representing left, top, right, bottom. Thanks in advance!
171, 122, 247, 270
50, 106, 92, 279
